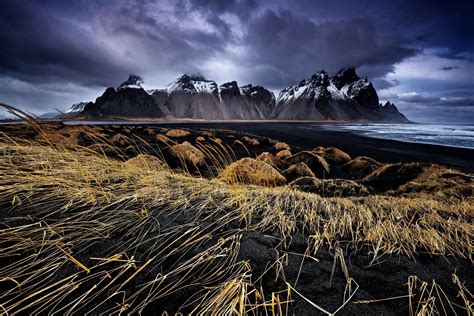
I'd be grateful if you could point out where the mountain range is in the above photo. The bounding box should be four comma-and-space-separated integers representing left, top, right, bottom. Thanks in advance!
73, 68, 408, 122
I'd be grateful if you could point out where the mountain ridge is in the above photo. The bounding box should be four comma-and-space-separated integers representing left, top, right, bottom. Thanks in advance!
77, 68, 409, 122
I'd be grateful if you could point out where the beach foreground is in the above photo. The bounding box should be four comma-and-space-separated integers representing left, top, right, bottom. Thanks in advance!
0, 122, 472, 314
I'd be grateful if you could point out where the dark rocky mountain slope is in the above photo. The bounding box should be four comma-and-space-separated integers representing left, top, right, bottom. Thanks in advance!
79, 69, 408, 122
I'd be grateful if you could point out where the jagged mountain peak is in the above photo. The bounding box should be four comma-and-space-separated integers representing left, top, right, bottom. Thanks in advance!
82, 82, 164, 118
240, 84, 268, 94
168, 74, 218, 94
240, 84, 275, 105
310, 70, 330, 79
220, 81, 240, 97
278, 70, 332, 103
335, 67, 358, 77
118, 74, 144, 90
308, 70, 330, 87
341, 76, 378, 109
220, 81, 239, 88
177, 74, 212, 82
66, 101, 89, 114
331, 67, 361, 89
77, 68, 408, 122
381, 101, 398, 113
292, 70, 330, 88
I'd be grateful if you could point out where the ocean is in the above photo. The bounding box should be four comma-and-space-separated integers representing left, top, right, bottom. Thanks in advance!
317, 123, 474, 150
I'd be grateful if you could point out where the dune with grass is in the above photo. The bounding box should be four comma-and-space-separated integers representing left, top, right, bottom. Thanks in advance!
0, 109, 472, 315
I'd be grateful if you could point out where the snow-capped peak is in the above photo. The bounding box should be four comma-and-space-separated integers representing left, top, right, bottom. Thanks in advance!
275, 68, 379, 106
339, 77, 371, 99
167, 74, 218, 94
117, 75, 145, 90
147, 88, 167, 95
66, 102, 88, 113
277, 70, 330, 104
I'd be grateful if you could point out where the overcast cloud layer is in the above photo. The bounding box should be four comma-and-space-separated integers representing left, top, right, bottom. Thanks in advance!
0, 0, 473, 123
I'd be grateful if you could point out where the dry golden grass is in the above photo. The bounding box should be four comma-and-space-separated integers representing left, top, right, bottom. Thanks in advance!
291, 177, 370, 197
213, 137, 223, 145
321, 147, 352, 165
240, 136, 260, 146
154, 133, 173, 144
3, 131, 468, 257
165, 129, 191, 138
283, 162, 315, 182
218, 157, 286, 186
273, 142, 291, 151
276, 149, 292, 159
341, 156, 381, 180
285, 151, 331, 178
256, 152, 286, 170
169, 141, 206, 166
124, 154, 167, 171
109, 133, 128, 146
0, 110, 472, 314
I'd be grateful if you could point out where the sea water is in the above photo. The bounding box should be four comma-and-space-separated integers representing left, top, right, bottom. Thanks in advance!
318, 124, 474, 149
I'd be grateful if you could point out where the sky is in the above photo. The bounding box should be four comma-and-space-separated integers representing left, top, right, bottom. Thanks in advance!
0, 0, 473, 123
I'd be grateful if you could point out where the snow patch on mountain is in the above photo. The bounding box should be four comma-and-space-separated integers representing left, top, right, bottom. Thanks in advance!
327, 83, 348, 100
147, 88, 167, 95
120, 84, 142, 90
192, 80, 218, 94
66, 102, 89, 114
344, 78, 371, 98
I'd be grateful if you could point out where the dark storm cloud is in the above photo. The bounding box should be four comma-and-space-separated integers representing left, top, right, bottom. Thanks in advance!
398, 93, 440, 104
401, 95, 474, 108
1, 0, 417, 91
100, 3, 224, 54
289, 0, 474, 54
244, 9, 416, 87
0, 1, 130, 87
93, 0, 237, 77
439, 66, 460, 71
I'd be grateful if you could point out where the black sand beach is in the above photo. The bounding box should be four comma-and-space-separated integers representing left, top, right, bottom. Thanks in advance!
83, 121, 474, 172
0, 122, 473, 314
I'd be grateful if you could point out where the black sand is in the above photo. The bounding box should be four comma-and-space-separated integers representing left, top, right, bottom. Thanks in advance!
0, 122, 472, 315
121, 122, 473, 172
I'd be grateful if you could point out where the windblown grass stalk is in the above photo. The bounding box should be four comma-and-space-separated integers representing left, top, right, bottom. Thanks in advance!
0, 112, 472, 314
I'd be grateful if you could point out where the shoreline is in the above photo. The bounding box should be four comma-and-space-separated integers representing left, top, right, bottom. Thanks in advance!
145, 121, 474, 172
71, 120, 474, 172
1, 120, 473, 171
198, 122, 474, 172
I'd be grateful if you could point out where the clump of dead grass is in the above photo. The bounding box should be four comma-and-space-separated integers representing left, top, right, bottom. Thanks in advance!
124, 154, 167, 172
169, 141, 206, 166
274, 142, 291, 151
276, 149, 292, 159
218, 157, 286, 186
154, 133, 173, 144
166, 129, 190, 138
256, 151, 287, 170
